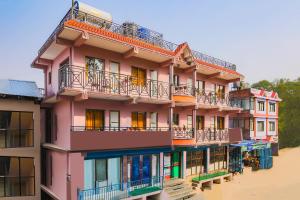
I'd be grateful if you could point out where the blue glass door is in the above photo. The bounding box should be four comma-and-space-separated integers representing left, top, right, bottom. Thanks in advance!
132, 156, 140, 182
143, 155, 151, 183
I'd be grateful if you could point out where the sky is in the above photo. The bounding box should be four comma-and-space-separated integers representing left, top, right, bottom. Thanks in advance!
0, 0, 299, 87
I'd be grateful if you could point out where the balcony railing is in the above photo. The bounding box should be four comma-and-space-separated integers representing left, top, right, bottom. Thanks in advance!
39, 8, 237, 71
173, 84, 194, 96
71, 126, 170, 132
58, 65, 170, 100
196, 90, 242, 108
78, 176, 163, 200
196, 128, 229, 143
0, 129, 33, 148
173, 127, 194, 139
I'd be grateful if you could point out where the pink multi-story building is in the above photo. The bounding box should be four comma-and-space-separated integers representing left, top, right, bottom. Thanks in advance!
32, 2, 243, 200
229, 88, 281, 154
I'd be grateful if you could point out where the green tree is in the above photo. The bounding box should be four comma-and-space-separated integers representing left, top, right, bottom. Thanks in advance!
251, 80, 274, 91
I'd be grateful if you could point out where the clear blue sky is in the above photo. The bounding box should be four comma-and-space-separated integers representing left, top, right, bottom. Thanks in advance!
0, 0, 299, 87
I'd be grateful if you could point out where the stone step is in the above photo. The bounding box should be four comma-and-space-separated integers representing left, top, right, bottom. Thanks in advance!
169, 190, 197, 200
164, 183, 190, 192
164, 178, 185, 188
168, 188, 194, 197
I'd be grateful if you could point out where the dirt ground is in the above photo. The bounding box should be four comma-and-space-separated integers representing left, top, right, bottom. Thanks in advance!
202, 147, 300, 200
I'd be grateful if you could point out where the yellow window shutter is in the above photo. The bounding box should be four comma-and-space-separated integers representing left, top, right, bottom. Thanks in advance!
86, 110, 93, 129
132, 112, 138, 128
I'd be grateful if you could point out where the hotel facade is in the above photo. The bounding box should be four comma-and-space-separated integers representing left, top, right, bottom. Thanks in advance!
32, 2, 244, 200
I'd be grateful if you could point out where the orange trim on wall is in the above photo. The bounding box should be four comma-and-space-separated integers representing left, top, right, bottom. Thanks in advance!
63, 20, 243, 77
173, 95, 196, 103
64, 20, 174, 56
172, 139, 195, 146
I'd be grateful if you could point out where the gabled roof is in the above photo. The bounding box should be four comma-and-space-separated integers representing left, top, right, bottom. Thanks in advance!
0, 79, 42, 99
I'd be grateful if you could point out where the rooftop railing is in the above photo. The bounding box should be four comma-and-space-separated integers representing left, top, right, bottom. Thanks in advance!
58, 64, 170, 100
38, 8, 237, 71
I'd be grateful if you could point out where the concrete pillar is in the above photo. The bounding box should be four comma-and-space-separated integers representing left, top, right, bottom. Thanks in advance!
192, 109, 197, 138
192, 68, 197, 96
169, 64, 174, 100
160, 152, 164, 179
169, 107, 174, 132
226, 145, 230, 170
122, 156, 128, 189
182, 151, 187, 179
206, 147, 210, 173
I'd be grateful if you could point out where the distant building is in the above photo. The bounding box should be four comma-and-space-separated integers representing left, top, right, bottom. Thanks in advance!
229, 88, 281, 154
0, 79, 42, 199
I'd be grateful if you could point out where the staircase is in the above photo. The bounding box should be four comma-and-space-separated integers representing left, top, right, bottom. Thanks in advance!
162, 179, 203, 200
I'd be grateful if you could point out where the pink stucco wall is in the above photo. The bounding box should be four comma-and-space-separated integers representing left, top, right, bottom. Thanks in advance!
73, 99, 169, 128
53, 99, 72, 148
70, 153, 85, 200
48, 151, 68, 200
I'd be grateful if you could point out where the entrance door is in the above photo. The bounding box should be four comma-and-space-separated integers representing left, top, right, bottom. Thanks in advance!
143, 155, 151, 182
131, 156, 140, 182
171, 152, 181, 178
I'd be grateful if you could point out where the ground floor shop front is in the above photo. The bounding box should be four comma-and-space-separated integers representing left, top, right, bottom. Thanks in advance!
76, 145, 229, 199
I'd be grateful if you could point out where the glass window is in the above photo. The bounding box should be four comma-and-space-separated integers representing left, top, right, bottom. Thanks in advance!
0, 111, 33, 148
250, 118, 254, 131
131, 112, 146, 130
196, 80, 205, 92
173, 113, 179, 126
186, 150, 205, 176
269, 103, 276, 113
217, 116, 225, 130
95, 159, 107, 184
187, 115, 193, 129
85, 57, 104, 83
196, 116, 204, 130
109, 111, 120, 130
258, 101, 265, 111
150, 112, 158, 129
173, 75, 179, 86
215, 84, 225, 99
257, 121, 265, 131
132, 67, 146, 86
0, 157, 35, 197
86, 110, 105, 130
269, 121, 275, 132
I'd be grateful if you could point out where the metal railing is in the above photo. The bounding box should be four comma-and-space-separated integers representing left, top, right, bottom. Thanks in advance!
196, 90, 242, 108
71, 126, 170, 132
58, 64, 170, 100
0, 129, 34, 148
173, 127, 194, 139
196, 128, 229, 143
38, 8, 237, 71
173, 84, 195, 96
78, 176, 163, 200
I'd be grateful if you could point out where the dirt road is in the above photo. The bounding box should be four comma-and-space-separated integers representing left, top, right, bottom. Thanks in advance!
202, 147, 300, 200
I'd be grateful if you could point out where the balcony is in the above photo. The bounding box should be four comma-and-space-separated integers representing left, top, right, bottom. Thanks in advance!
78, 176, 163, 200
196, 90, 241, 111
58, 65, 170, 103
172, 84, 196, 106
196, 128, 229, 144
70, 126, 171, 151
173, 127, 194, 139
